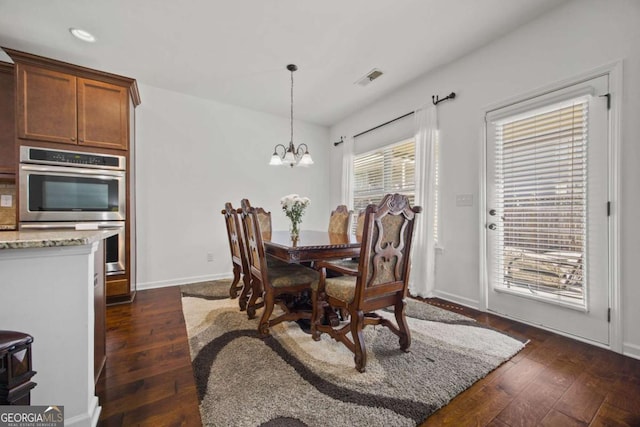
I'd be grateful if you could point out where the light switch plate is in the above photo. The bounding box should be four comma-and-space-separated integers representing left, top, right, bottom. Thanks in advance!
0, 194, 12, 208
456, 194, 473, 207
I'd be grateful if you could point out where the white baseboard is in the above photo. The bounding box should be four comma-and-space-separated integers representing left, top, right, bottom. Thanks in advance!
136, 273, 233, 291
65, 396, 100, 427
623, 342, 640, 360
431, 289, 481, 310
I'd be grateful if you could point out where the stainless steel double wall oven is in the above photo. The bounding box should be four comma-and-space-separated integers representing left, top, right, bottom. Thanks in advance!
19, 146, 127, 275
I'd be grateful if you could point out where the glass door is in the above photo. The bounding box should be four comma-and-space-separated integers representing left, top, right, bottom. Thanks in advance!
485, 75, 610, 345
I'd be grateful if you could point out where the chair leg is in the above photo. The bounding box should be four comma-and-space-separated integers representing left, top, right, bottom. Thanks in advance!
258, 292, 275, 337
238, 273, 251, 311
246, 279, 262, 319
311, 289, 322, 341
395, 298, 411, 352
229, 265, 242, 299
351, 310, 367, 373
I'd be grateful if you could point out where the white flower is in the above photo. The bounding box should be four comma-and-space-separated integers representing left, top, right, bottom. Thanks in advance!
280, 194, 310, 224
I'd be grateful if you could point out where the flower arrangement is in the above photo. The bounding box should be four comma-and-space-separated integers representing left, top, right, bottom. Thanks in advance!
280, 194, 310, 239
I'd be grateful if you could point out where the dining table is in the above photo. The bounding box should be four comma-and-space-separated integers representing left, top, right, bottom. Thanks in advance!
264, 230, 361, 264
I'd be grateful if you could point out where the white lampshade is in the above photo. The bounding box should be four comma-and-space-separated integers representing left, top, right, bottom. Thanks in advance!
283, 150, 296, 164
269, 154, 283, 166
298, 152, 314, 166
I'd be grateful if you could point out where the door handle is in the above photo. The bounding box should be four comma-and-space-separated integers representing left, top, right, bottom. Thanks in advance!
488, 223, 497, 230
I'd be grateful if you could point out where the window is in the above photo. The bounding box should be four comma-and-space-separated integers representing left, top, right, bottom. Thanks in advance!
352, 136, 440, 243
353, 138, 416, 213
493, 97, 589, 302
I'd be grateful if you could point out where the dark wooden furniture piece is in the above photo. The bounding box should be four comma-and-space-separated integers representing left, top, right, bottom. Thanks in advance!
328, 204, 352, 234
240, 199, 319, 336
222, 201, 291, 311
311, 194, 421, 372
4, 48, 141, 304
0, 331, 37, 405
13, 61, 129, 150
222, 202, 252, 308
0, 62, 15, 179
264, 230, 360, 264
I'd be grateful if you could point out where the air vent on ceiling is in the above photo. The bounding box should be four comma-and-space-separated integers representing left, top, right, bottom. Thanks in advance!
355, 68, 384, 87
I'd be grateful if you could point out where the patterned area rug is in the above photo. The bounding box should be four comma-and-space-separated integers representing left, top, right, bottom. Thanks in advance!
181, 280, 526, 427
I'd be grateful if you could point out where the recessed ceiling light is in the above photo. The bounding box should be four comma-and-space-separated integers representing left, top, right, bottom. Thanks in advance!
69, 28, 96, 43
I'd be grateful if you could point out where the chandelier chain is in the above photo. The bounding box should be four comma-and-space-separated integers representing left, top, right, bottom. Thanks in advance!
290, 68, 294, 143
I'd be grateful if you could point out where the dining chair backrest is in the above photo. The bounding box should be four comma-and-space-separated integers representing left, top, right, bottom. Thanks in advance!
255, 207, 272, 241
221, 202, 251, 302
355, 194, 421, 305
328, 205, 352, 234
355, 209, 366, 241
222, 203, 247, 269
240, 199, 269, 284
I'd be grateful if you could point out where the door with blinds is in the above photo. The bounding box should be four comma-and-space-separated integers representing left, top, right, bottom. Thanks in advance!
486, 75, 610, 345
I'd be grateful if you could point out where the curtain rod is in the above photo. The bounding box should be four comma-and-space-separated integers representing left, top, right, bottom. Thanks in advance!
333, 111, 414, 146
333, 91, 456, 146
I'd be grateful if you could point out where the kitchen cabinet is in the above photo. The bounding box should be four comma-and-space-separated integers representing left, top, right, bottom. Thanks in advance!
0, 62, 15, 177
1, 229, 115, 422
5, 48, 141, 304
16, 63, 129, 151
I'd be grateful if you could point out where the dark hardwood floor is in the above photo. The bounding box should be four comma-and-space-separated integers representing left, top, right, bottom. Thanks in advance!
97, 287, 640, 426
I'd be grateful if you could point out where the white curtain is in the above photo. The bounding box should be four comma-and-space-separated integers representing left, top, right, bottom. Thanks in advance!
340, 136, 355, 209
409, 106, 438, 297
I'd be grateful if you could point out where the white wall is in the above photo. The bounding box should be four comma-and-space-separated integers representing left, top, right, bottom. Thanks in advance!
329, 0, 640, 357
135, 84, 330, 289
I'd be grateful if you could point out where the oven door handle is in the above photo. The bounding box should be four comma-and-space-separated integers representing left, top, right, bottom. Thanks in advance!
20, 164, 125, 177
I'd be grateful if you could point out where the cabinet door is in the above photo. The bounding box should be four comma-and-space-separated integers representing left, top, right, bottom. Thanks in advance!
0, 64, 15, 175
16, 64, 77, 144
78, 78, 128, 150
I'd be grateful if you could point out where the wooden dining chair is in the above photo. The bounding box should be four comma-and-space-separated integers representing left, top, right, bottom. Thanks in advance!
310, 193, 421, 372
221, 202, 253, 309
326, 209, 366, 272
328, 205, 352, 235
240, 198, 319, 337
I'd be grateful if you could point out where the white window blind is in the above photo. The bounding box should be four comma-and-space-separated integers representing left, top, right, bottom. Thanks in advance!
494, 98, 588, 302
353, 139, 416, 213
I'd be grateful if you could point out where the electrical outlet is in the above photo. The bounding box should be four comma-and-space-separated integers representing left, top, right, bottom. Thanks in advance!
0, 194, 12, 208
207, 253, 214, 262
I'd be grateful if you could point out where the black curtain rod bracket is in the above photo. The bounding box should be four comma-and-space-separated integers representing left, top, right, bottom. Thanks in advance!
432, 92, 456, 106
333, 136, 346, 146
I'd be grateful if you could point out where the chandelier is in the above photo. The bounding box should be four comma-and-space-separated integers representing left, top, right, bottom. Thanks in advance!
269, 64, 314, 167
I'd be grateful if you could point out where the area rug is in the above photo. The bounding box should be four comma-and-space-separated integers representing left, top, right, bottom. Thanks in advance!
181, 280, 526, 427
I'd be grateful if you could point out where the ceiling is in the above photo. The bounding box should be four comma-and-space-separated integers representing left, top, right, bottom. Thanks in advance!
0, 0, 568, 127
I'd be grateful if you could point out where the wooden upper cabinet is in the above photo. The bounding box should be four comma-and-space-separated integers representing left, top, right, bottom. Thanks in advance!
17, 63, 78, 145
6, 48, 140, 152
78, 78, 128, 150
0, 62, 16, 176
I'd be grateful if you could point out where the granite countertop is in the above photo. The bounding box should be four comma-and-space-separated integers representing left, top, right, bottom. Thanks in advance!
0, 229, 119, 250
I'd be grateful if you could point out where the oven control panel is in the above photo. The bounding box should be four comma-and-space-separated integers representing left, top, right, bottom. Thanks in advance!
20, 146, 125, 170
